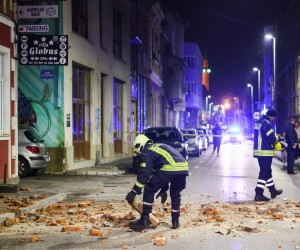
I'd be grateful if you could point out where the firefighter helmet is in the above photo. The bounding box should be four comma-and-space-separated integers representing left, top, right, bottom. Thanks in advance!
132, 134, 152, 153
274, 141, 287, 151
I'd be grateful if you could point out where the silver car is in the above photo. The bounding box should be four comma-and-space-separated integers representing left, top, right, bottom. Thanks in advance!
18, 128, 50, 177
181, 128, 203, 157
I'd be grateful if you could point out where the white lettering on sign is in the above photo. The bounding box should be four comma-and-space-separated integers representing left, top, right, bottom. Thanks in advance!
19, 25, 49, 33
17, 5, 58, 19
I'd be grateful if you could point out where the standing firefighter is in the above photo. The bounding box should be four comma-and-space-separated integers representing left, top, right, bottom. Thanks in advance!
126, 134, 189, 230
253, 109, 283, 201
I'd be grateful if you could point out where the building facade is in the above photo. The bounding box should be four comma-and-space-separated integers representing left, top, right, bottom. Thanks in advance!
0, 1, 18, 184
17, 0, 132, 173
183, 42, 202, 129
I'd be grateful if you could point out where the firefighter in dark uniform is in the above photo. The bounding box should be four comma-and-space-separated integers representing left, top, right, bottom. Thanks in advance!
253, 109, 283, 201
126, 134, 189, 229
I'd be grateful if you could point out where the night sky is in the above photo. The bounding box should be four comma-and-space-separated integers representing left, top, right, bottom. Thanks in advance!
169, 0, 291, 103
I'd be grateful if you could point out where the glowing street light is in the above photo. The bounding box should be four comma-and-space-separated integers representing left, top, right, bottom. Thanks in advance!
205, 95, 211, 123
253, 67, 261, 114
209, 102, 213, 119
247, 83, 254, 124
265, 33, 276, 108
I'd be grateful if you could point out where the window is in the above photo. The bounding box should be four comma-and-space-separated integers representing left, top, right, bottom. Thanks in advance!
113, 78, 123, 153
113, 8, 122, 58
72, 64, 90, 160
185, 82, 196, 96
137, 75, 147, 132
99, 0, 103, 46
72, 0, 88, 38
184, 56, 195, 68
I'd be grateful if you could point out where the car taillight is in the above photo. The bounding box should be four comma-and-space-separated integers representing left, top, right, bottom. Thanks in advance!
26, 146, 40, 154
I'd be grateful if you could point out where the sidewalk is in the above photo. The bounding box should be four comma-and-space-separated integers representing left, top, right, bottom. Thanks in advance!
0, 157, 134, 223
64, 157, 134, 176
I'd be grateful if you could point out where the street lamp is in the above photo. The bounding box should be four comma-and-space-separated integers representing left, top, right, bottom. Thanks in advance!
247, 83, 254, 124
253, 67, 261, 114
209, 102, 213, 119
205, 95, 211, 123
265, 34, 276, 108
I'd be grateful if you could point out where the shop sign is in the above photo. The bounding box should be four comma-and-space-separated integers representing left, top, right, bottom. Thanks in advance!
19, 35, 68, 66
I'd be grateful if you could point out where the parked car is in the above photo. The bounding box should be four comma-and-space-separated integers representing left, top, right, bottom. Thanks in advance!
224, 128, 243, 144
181, 128, 202, 157
196, 128, 209, 150
132, 127, 188, 173
18, 127, 50, 177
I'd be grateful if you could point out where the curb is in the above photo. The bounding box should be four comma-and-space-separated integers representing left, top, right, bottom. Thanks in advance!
64, 168, 127, 176
0, 193, 67, 223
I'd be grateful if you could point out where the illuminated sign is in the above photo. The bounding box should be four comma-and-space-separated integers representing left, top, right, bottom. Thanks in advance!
18, 35, 68, 66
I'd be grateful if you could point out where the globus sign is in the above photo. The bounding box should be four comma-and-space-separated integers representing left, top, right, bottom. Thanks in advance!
18, 35, 68, 66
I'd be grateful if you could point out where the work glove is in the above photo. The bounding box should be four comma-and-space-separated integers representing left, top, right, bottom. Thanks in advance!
126, 191, 137, 204
156, 186, 169, 203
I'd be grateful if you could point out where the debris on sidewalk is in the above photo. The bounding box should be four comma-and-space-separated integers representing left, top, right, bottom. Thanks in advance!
1, 196, 300, 242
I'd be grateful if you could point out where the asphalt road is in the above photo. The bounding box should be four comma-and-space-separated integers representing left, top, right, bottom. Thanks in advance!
1, 140, 300, 250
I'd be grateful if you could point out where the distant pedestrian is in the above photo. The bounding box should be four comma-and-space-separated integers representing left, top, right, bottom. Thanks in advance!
294, 121, 300, 161
212, 123, 222, 156
253, 108, 283, 201
285, 116, 298, 175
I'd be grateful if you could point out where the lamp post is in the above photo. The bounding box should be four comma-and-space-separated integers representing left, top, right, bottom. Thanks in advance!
209, 102, 213, 120
253, 67, 261, 114
247, 83, 254, 128
265, 34, 276, 108
205, 95, 211, 123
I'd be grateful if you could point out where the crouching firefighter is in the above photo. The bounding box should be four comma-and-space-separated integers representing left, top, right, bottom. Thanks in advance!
126, 134, 189, 230
253, 109, 283, 201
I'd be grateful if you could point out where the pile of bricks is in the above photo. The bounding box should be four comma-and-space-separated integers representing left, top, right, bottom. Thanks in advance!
1, 195, 300, 247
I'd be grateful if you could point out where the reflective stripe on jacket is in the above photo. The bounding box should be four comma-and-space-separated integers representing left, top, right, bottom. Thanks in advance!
253, 115, 278, 158
136, 143, 189, 186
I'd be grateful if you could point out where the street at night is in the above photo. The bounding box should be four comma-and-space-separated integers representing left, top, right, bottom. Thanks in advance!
1, 141, 300, 250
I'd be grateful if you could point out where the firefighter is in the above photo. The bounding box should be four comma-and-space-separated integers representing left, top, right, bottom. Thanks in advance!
253, 108, 283, 201
126, 134, 189, 230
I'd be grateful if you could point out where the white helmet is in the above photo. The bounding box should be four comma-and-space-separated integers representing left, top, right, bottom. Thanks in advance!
132, 134, 152, 153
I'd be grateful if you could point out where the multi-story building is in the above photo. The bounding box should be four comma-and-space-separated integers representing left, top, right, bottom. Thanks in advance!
17, 0, 131, 173
161, 9, 185, 128
130, 0, 150, 134
276, 0, 300, 133
183, 42, 202, 128
0, 1, 18, 184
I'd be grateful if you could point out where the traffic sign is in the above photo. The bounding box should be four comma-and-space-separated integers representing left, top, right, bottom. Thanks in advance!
17, 5, 58, 19
19, 25, 49, 33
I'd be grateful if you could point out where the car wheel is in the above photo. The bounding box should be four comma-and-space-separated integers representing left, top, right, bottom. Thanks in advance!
18, 157, 29, 178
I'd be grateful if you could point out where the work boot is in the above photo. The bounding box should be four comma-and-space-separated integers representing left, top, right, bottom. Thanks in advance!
270, 189, 283, 199
172, 216, 180, 229
254, 193, 270, 202
129, 214, 153, 230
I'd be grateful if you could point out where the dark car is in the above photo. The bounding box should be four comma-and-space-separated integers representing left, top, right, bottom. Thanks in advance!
18, 127, 50, 177
132, 127, 188, 173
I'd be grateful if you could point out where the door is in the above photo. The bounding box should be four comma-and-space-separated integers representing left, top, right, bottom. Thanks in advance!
72, 64, 90, 161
